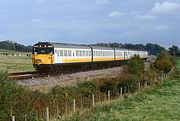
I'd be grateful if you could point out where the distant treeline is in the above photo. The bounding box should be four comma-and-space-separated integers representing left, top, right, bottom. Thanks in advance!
0, 40, 179, 56
90, 43, 165, 55
0, 40, 32, 52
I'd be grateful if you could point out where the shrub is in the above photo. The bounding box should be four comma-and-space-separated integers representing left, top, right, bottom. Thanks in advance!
76, 81, 99, 96
98, 79, 118, 93
127, 55, 144, 75
117, 75, 138, 88
154, 51, 174, 73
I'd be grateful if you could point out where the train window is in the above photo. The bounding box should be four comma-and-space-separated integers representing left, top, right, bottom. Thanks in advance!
89, 51, 91, 56
33, 47, 54, 54
64, 50, 67, 56
70, 50, 71, 56
67, 50, 70, 56
72, 51, 75, 56
83, 51, 85, 56
76, 50, 78, 56
57, 50, 59, 56
79, 50, 81, 56
60, 50, 63, 56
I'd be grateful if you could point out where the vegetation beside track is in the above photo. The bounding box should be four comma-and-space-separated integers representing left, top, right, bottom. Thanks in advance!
0, 51, 177, 121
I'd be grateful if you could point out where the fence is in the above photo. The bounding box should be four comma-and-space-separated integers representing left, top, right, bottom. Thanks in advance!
0, 52, 31, 57
11, 71, 173, 121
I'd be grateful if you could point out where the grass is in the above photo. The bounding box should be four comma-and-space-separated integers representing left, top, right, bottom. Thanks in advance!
176, 57, 180, 70
0, 49, 34, 72
0, 49, 23, 53
62, 57, 180, 121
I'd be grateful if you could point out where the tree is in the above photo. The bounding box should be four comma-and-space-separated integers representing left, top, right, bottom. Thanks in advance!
169, 45, 180, 56
0, 40, 32, 52
145, 43, 165, 55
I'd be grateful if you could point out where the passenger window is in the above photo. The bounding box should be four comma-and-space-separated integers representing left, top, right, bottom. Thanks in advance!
60, 50, 63, 56
76, 50, 78, 56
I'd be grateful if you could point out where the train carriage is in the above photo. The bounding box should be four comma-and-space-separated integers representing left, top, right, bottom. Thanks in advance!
53, 44, 92, 64
32, 42, 148, 73
115, 49, 125, 61
90, 46, 115, 62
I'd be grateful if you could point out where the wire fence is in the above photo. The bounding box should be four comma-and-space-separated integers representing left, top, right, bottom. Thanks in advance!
11, 69, 174, 121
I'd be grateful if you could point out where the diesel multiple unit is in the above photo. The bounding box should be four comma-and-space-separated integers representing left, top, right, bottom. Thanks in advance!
32, 42, 148, 72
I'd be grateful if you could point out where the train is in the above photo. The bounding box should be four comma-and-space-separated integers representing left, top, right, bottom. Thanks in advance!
32, 42, 148, 73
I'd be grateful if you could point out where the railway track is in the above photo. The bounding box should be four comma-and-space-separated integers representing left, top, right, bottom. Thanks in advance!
9, 71, 45, 80
9, 71, 68, 80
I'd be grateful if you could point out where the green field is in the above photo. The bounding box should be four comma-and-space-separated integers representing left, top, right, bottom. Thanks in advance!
63, 58, 180, 121
0, 49, 34, 72
0, 49, 22, 53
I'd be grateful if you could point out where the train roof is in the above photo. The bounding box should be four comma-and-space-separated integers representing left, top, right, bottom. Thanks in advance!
33, 42, 91, 49
34, 42, 115, 50
90, 46, 114, 50
33, 42, 148, 52
51, 43, 91, 49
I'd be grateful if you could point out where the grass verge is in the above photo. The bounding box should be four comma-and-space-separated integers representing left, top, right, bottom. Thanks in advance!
61, 58, 180, 121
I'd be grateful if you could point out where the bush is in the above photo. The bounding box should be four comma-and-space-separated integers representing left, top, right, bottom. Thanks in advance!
0, 70, 39, 121
117, 75, 138, 88
154, 51, 174, 73
127, 55, 144, 75
98, 79, 118, 93
76, 81, 99, 96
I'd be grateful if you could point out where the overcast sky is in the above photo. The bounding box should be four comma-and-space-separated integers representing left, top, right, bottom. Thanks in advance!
0, 0, 180, 47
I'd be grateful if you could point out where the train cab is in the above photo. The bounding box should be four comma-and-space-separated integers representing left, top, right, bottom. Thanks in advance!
32, 42, 55, 71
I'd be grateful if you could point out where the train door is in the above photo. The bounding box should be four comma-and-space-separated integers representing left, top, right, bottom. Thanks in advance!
54, 48, 62, 64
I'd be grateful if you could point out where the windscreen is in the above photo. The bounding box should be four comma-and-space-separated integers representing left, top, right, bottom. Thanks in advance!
33, 47, 54, 54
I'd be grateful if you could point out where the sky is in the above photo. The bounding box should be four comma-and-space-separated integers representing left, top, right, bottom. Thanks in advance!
0, 0, 180, 47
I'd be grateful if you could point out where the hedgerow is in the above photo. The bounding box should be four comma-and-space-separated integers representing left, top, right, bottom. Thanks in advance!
0, 54, 175, 120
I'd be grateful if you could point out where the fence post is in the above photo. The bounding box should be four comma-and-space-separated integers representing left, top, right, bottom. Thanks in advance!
104, 93, 106, 101
155, 77, 157, 84
124, 86, 126, 94
120, 87, 123, 97
36, 111, 39, 121
145, 81, 147, 88
161, 75, 164, 82
138, 82, 141, 91
12, 116, 15, 121
46, 107, 49, 121
73, 99, 76, 113
92, 94, 95, 107
98, 92, 101, 102
56, 105, 59, 119
108, 91, 110, 102
25, 114, 27, 121
80, 94, 83, 109
65, 100, 68, 115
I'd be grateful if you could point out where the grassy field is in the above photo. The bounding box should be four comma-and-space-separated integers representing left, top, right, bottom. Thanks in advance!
63, 58, 180, 121
0, 49, 22, 53
0, 49, 34, 72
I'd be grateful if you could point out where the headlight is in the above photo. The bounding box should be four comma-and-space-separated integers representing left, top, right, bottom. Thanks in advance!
35, 59, 41, 63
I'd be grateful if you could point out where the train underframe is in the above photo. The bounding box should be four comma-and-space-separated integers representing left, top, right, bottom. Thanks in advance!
33, 60, 128, 74
34, 57, 147, 74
